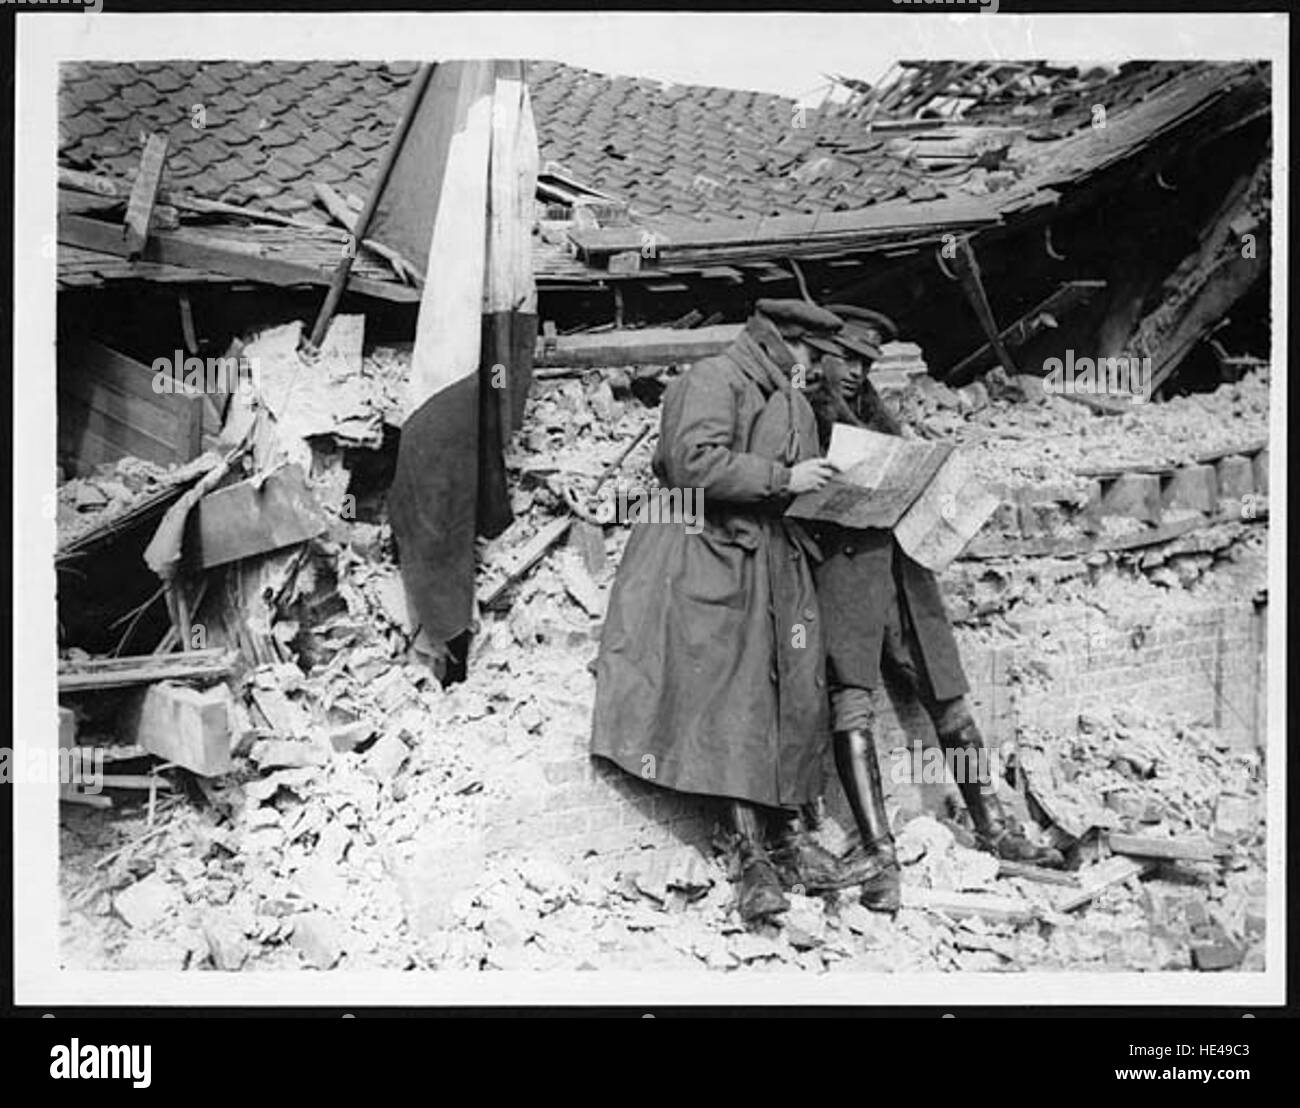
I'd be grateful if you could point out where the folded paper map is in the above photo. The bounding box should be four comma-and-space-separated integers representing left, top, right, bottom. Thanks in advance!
785, 423, 998, 571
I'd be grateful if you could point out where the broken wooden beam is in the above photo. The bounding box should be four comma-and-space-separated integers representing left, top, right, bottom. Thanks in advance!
949, 238, 1017, 375
944, 280, 1107, 385
123, 133, 170, 257
997, 860, 1081, 887
1056, 857, 1155, 912
480, 516, 572, 608
60, 167, 332, 232
98, 774, 175, 791
57, 213, 419, 303
304, 62, 436, 351
59, 791, 113, 809
1106, 833, 1227, 863
58, 648, 237, 693
533, 324, 742, 368
902, 886, 1038, 925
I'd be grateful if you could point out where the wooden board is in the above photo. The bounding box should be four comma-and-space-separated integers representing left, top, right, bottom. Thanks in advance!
124, 133, 170, 256
58, 338, 204, 472
1107, 833, 1227, 863
480, 517, 572, 608
1056, 857, 1155, 912
901, 886, 1038, 925
58, 213, 419, 303
191, 464, 327, 570
534, 323, 742, 368
58, 648, 237, 693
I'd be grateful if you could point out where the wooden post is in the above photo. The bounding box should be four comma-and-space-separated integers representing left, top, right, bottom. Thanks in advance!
124, 133, 169, 257
302, 63, 436, 356
952, 237, 1018, 375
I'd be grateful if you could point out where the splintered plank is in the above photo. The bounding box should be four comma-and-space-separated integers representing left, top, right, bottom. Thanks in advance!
945, 280, 1107, 385
1106, 833, 1227, 863
57, 214, 419, 303
901, 886, 1038, 925
533, 324, 742, 368
59, 790, 113, 809
480, 517, 572, 608
58, 648, 238, 693
997, 860, 1080, 887
1056, 857, 1156, 912
124, 133, 170, 256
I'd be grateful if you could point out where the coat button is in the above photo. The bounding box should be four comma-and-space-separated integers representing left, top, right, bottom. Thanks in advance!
843, 545, 855, 556
803, 608, 815, 621
815, 675, 825, 688
769, 669, 779, 683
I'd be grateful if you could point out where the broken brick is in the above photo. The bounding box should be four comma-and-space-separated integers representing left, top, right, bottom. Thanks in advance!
362, 731, 409, 782
1100, 472, 1162, 523
291, 912, 343, 969
1190, 938, 1244, 971
1161, 464, 1218, 513
1215, 454, 1254, 502
125, 682, 233, 776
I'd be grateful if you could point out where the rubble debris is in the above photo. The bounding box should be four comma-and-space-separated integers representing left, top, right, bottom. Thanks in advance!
56, 453, 224, 553
113, 873, 181, 930
52, 264, 1268, 980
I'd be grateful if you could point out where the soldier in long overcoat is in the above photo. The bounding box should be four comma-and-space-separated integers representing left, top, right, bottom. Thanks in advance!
592, 300, 849, 923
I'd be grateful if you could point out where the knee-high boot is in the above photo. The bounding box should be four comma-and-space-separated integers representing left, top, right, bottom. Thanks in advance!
730, 800, 789, 924
936, 716, 1065, 869
832, 729, 901, 912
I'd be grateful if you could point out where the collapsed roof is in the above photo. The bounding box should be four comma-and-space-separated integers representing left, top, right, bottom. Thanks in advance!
58, 58, 1270, 289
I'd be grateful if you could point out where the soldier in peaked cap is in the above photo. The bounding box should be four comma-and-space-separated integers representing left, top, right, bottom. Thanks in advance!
592, 299, 867, 925
803, 302, 1066, 914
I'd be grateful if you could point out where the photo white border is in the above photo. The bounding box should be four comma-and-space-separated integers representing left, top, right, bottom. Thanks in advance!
13, 9, 1288, 1007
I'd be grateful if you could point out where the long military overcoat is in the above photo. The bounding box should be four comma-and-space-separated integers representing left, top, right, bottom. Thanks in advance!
590, 316, 830, 809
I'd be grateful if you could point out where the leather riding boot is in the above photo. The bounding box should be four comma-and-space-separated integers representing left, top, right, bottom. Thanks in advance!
937, 717, 1065, 869
730, 801, 789, 924
832, 729, 902, 912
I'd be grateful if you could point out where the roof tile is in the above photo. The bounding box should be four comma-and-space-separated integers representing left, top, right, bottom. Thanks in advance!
57, 57, 1248, 231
